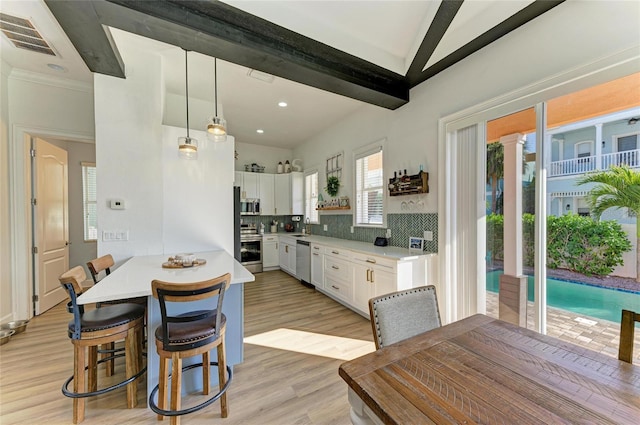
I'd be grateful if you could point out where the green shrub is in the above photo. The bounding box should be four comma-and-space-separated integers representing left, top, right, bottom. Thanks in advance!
487, 213, 631, 276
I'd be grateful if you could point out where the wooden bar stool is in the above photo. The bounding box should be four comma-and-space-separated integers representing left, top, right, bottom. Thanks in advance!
148, 273, 232, 425
59, 266, 146, 424
87, 254, 147, 376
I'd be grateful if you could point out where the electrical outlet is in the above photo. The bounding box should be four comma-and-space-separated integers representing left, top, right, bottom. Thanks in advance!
323, 224, 328, 231
424, 230, 433, 241
386, 228, 391, 238
350, 226, 354, 233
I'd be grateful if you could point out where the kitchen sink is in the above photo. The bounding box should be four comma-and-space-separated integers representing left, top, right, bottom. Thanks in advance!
290, 234, 307, 237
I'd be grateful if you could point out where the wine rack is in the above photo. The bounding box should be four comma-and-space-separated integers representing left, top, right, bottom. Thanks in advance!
388, 171, 429, 196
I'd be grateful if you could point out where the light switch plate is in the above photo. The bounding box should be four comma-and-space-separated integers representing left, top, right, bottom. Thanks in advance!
386, 228, 391, 238
350, 226, 354, 233
323, 224, 328, 231
424, 230, 433, 241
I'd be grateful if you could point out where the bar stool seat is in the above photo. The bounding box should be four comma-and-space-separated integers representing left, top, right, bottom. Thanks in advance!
149, 273, 232, 425
59, 266, 146, 424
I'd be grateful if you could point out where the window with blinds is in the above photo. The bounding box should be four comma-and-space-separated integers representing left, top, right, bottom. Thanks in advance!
82, 162, 97, 241
305, 171, 319, 223
355, 147, 384, 225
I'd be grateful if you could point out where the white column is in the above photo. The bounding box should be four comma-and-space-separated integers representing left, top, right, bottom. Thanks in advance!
500, 133, 526, 277
595, 123, 603, 170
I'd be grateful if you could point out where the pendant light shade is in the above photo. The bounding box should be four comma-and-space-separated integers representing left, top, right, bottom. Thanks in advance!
207, 58, 227, 142
178, 49, 198, 159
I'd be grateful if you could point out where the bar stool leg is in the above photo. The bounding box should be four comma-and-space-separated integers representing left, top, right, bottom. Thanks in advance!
158, 357, 169, 421
217, 342, 228, 418
88, 346, 98, 392
102, 342, 115, 376
125, 327, 139, 408
202, 351, 210, 395
170, 354, 182, 425
73, 344, 86, 424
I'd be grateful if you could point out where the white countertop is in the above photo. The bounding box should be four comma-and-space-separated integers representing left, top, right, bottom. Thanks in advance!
266, 233, 435, 261
77, 250, 255, 305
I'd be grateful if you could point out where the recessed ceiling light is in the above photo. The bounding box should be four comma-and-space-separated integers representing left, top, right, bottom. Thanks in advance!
278, 101, 288, 107
47, 63, 67, 72
256, 129, 264, 134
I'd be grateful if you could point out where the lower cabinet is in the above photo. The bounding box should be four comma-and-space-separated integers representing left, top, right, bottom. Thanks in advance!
263, 235, 279, 270
278, 237, 296, 276
353, 259, 396, 314
324, 253, 352, 302
310, 244, 324, 288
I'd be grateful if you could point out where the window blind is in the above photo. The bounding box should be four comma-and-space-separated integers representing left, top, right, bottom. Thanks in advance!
355, 147, 383, 225
305, 171, 319, 223
82, 162, 97, 241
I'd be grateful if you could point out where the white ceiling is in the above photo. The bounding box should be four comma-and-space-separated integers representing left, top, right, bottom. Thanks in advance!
0, 0, 539, 149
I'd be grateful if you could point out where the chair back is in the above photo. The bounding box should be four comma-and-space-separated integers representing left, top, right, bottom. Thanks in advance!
369, 285, 441, 349
151, 273, 231, 352
59, 266, 87, 339
87, 254, 115, 284
619, 309, 640, 363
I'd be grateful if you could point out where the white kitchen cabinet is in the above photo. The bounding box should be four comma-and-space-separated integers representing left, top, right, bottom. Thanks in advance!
263, 235, 279, 270
274, 172, 303, 215
236, 171, 259, 199
260, 174, 275, 215
323, 250, 352, 303
310, 244, 324, 288
352, 259, 396, 314
278, 237, 296, 276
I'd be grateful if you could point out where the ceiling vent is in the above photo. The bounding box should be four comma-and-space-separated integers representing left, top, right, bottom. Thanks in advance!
0, 12, 55, 56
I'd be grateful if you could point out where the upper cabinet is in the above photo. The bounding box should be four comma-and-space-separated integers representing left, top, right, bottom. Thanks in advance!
260, 174, 275, 215
235, 171, 259, 199
275, 172, 303, 216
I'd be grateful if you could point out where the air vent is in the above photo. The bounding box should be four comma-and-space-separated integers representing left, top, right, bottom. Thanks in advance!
247, 69, 275, 84
0, 12, 55, 56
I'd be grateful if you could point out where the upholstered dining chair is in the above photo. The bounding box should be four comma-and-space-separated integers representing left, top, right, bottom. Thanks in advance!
87, 254, 147, 376
148, 273, 233, 425
368, 285, 442, 349
59, 266, 146, 424
619, 309, 640, 363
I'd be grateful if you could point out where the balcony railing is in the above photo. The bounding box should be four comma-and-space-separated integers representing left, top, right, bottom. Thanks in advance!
549, 149, 640, 177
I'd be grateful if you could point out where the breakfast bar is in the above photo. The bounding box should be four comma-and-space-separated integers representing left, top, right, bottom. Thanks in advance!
76, 250, 255, 403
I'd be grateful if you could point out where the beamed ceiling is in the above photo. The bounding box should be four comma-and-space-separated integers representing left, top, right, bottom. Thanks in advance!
43, 0, 564, 110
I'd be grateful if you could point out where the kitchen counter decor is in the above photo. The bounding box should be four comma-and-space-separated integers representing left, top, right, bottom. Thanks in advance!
162, 255, 207, 268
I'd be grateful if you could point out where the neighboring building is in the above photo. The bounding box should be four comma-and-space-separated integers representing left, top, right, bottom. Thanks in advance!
547, 108, 640, 224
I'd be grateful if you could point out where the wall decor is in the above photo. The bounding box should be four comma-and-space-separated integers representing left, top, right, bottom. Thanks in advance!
409, 237, 424, 252
326, 151, 343, 179
326, 175, 340, 197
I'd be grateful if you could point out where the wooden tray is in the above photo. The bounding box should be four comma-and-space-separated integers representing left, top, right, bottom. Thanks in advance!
162, 259, 207, 269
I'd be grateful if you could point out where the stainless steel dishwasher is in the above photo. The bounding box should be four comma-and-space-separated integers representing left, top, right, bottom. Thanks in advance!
296, 239, 311, 287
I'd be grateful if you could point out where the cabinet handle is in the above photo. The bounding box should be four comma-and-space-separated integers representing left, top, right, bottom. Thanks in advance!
370, 270, 375, 283
276, 243, 278, 250
366, 269, 371, 282
314, 246, 320, 250
313, 253, 319, 256
285, 245, 288, 253
332, 265, 339, 270
366, 258, 376, 264
332, 250, 339, 254
331, 285, 339, 290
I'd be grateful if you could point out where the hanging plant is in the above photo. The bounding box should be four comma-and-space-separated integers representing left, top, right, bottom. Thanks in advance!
326, 176, 340, 197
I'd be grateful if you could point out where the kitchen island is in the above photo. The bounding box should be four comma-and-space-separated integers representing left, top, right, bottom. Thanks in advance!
76, 250, 255, 404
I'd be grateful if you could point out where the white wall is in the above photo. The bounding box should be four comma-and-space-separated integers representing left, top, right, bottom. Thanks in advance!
0, 59, 11, 323
95, 39, 234, 265
613, 224, 636, 279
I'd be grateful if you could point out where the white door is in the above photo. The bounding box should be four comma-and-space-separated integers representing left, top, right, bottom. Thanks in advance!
34, 138, 69, 314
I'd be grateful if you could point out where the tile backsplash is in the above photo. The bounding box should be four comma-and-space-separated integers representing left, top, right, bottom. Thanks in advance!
243, 213, 438, 252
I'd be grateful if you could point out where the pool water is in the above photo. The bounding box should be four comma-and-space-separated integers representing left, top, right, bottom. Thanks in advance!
486, 270, 640, 323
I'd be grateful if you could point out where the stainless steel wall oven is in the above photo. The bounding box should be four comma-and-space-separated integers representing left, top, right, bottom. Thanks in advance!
240, 224, 262, 273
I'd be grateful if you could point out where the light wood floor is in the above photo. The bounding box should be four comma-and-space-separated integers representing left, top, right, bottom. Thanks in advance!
0, 271, 374, 425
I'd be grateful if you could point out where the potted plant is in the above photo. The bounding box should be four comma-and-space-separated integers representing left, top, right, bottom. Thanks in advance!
326, 176, 340, 197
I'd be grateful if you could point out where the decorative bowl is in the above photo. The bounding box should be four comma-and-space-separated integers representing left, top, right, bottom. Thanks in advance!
1, 320, 29, 335
0, 329, 15, 345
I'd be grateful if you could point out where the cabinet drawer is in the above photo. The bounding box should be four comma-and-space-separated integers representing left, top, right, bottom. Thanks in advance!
325, 247, 351, 261
352, 254, 396, 273
324, 256, 351, 282
264, 235, 278, 243
324, 275, 352, 302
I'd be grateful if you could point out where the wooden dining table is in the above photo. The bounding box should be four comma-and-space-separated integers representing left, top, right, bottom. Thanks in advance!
339, 314, 640, 425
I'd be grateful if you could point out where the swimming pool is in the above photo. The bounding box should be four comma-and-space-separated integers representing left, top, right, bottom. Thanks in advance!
486, 270, 640, 323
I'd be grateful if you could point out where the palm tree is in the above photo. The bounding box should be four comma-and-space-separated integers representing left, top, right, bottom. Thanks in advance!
486, 142, 503, 213
578, 165, 640, 282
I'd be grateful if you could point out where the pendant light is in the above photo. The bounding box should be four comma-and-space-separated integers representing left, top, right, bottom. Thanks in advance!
207, 57, 227, 142
178, 49, 198, 159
